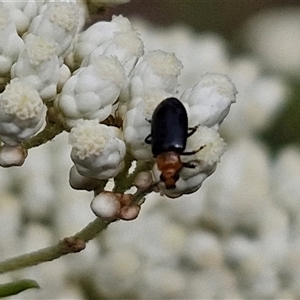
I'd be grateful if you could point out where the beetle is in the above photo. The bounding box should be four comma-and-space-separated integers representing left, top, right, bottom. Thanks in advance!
145, 97, 202, 189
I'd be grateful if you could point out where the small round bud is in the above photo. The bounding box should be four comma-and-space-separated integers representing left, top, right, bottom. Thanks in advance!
134, 171, 153, 190
118, 204, 141, 221
0, 144, 27, 167
90, 191, 121, 221
119, 193, 133, 206
69, 165, 101, 191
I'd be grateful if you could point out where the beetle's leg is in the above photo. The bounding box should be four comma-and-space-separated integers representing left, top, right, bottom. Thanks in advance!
145, 134, 152, 144
181, 145, 205, 155
183, 162, 196, 169
187, 125, 198, 137
145, 118, 151, 123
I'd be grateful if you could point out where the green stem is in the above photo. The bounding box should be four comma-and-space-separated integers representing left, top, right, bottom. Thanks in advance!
22, 121, 64, 150
114, 158, 154, 193
0, 189, 152, 275
126, 160, 154, 188
113, 152, 135, 193
22, 107, 65, 150
0, 218, 108, 274
132, 183, 157, 205
0, 279, 40, 297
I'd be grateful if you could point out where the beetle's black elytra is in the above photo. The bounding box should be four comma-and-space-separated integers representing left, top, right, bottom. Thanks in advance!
145, 97, 201, 189
145, 97, 188, 156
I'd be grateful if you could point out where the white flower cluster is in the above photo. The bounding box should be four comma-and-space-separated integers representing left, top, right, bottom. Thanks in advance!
124, 69, 236, 197
242, 7, 300, 77
57, 55, 126, 127
0, 1, 86, 166
0, 1, 236, 221
1, 4, 298, 300
135, 19, 287, 140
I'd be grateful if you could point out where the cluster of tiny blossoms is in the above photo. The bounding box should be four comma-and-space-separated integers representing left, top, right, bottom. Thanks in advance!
0, 1, 236, 221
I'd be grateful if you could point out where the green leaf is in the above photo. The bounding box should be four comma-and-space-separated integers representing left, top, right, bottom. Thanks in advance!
0, 279, 40, 298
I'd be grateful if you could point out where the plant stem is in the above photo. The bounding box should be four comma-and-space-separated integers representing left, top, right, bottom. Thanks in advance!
22, 107, 65, 150
0, 279, 40, 297
0, 218, 109, 274
0, 183, 152, 274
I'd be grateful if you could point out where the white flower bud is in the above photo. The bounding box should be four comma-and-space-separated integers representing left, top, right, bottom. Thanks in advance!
182, 73, 237, 130
134, 171, 154, 191
0, 81, 46, 146
74, 15, 134, 65
0, 144, 27, 167
27, 3, 80, 60
82, 31, 144, 76
2, 1, 38, 35
11, 34, 60, 101
69, 165, 101, 191
118, 204, 141, 221
127, 50, 183, 101
90, 191, 121, 220
183, 126, 227, 169
57, 55, 126, 128
123, 89, 172, 160
69, 120, 126, 180
0, 4, 24, 76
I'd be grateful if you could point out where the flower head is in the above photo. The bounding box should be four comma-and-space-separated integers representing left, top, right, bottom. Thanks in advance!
0, 80, 46, 146
57, 55, 126, 128
69, 120, 126, 180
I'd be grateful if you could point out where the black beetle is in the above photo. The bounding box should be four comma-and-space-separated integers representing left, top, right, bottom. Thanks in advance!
145, 97, 201, 189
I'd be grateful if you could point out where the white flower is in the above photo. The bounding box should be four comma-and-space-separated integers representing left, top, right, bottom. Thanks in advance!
0, 144, 27, 167
2, 1, 38, 35
126, 50, 183, 102
0, 81, 46, 146
134, 171, 153, 191
27, 2, 80, 61
74, 15, 135, 65
82, 30, 144, 76
184, 126, 227, 167
242, 8, 300, 76
133, 19, 287, 139
69, 120, 126, 180
181, 73, 237, 130
0, 4, 24, 76
224, 57, 287, 139
56, 55, 126, 128
69, 165, 101, 191
202, 138, 271, 234
272, 146, 300, 214
11, 34, 60, 102
90, 192, 121, 220
133, 20, 230, 89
